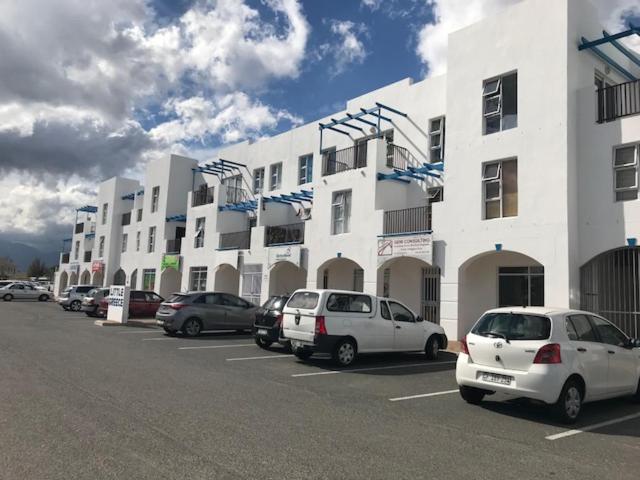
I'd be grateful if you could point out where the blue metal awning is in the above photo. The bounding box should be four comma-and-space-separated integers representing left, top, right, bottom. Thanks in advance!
85, 233, 95, 239
76, 205, 98, 213
579, 24, 640, 81
377, 162, 444, 184
121, 193, 135, 200
166, 214, 187, 222
262, 189, 313, 206
218, 200, 258, 213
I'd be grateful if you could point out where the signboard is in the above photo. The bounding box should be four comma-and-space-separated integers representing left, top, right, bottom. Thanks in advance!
107, 285, 130, 323
91, 260, 103, 273
267, 245, 301, 267
377, 233, 433, 267
161, 254, 180, 271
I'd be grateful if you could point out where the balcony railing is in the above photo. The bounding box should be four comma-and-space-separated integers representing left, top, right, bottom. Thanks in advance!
61, 253, 70, 264
219, 230, 251, 250
226, 186, 249, 204
83, 251, 92, 263
265, 222, 305, 246
383, 205, 431, 235
122, 212, 131, 226
386, 144, 414, 170
75, 223, 84, 234
192, 186, 215, 207
597, 79, 640, 123
322, 144, 367, 176
166, 238, 182, 254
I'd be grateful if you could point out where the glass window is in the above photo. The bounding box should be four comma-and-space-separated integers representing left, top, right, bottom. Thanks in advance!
613, 145, 638, 202
331, 190, 352, 234
287, 291, 319, 309
148, 226, 156, 253
380, 301, 391, 320
298, 154, 313, 184
353, 268, 364, 292
102, 203, 108, 225
167, 293, 189, 303
136, 231, 141, 252
74, 241, 80, 260
137, 208, 142, 222
567, 315, 598, 342
483, 159, 517, 219
498, 266, 544, 307
253, 167, 265, 194
98, 236, 105, 258
388, 301, 415, 323
194, 217, 205, 248
241, 264, 262, 305
131, 291, 146, 301
121, 233, 128, 253
483, 72, 517, 135
472, 313, 551, 340
269, 163, 282, 191
151, 186, 160, 213
263, 296, 287, 310
221, 293, 250, 308
565, 318, 579, 341
189, 266, 207, 291
428, 117, 445, 163
590, 315, 628, 347
142, 269, 156, 291
326, 294, 372, 313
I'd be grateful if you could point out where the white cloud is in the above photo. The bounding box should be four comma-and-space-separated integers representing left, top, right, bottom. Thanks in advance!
318, 20, 369, 77
361, 0, 383, 10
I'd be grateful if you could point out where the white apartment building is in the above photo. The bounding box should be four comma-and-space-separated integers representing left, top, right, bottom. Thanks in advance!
55, 0, 640, 341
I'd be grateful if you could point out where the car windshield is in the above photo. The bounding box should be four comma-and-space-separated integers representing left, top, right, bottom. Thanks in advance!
287, 291, 319, 309
167, 294, 189, 303
262, 296, 288, 311
87, 289, 99, 296
472, 312, 551, 341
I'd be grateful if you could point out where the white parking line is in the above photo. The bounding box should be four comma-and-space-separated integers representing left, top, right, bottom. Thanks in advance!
545, 412, 640, 441
118, 330, 164, 334
142, 337, 176, 341
389, 389, 458, 402
226, 354, 292, 361
291, 360, 457, 378
178, 344, 255, 350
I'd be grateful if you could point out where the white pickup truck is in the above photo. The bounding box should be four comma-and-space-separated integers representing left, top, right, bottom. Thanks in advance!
282, 289, 448, 366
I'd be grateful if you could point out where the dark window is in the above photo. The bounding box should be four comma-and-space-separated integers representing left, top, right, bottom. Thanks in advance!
565, 319, 579, 341
326, 294, 372, 313
590, 315, 628, 347
221, 294, 250, 308
167, 294, 189, 303
388, 301, 414, 322
76, 286, 94, 293
263, 296, 288, 311
380, 301, 391, 320
472, 313, 551, 340
566, 315, 598, 342
498, 266, 543, 307
131, 291, 146, 301
287, 291, 319, 309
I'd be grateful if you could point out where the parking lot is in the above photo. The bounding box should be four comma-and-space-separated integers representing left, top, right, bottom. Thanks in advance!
1, 301, 639, 479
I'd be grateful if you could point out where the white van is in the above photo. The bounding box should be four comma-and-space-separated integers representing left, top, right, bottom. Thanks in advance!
281, 289, 448, 366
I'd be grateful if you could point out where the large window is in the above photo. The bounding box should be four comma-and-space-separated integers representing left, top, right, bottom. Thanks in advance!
253, 167, 265, 194
270, 163, 282, 191
326, 293, 372, 313
429, 117, 445, 163
482, 159, 517, 220
498, 266, 544, 308
331, 190, 352, 234
148, 226, 156, 253
121, 233, 128, 253
483, 72, 517, 135
613, 144, 638, 201
190, 267, 208, 291
298, 154, 313, 184
143, 269, 156, 291
241, 264, 262, 305
102, 203, 108, 225
194, 217, 205, 248
98, 236, 105, 258
151, 186, 160, 213
353, 268, 364, 292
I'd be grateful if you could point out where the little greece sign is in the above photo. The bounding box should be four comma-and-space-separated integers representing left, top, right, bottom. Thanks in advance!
107, 285, 130, 324
377, 233, 433, 266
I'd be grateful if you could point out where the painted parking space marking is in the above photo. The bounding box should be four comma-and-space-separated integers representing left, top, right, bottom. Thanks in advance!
178, 344, 255, 350
142, 337, 176, 341
389, 389, 458, 402
291, 360, 457, 378
545, 412, 640, 441
226, 354, 292, 362
118, 330, 164, 334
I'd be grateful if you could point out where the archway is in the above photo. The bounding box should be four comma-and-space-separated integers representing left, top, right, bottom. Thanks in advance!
92, 270, 104, 287
458, 250, 544, 335
316, 257, 365, 292
58, 271, 68, 294
581, 247, 640, 336
268, 261, 307, 297
113, 268, 126, 286
159, 267, 181, 298
80, 269, 91, 285
69, 271, 78, 287
377, 256, 440, 324
130, 269, 138, 289
214, 264, 240, 294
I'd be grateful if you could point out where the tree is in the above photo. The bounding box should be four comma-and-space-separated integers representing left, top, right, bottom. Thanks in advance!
27, 258, 48, 278
0, 257, 16, 279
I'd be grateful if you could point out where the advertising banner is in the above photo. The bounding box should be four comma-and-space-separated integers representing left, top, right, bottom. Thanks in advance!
161, 254, 180, 271
267, 245, 301, 267
377, 233, 433, 267
91, 261, 103, 273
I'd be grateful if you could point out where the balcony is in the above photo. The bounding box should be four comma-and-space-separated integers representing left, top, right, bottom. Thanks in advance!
219, 230, 251, 250
192, 186, 215, 207
386, 144, 414, 170
226, 186, 249, 204
83, 251, 92, 263
74, 223, 84, 234
383, 206, 431, 235
61, 253, 70, 264
597, 79, 640, 123
265, 222, 305, 247
322, 144, 367, 176
166, 238, 182, 254
121, 212, 131, 226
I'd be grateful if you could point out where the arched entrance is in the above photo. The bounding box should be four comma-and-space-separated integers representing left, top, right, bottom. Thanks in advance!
130, 269, 138, 289
316, 257, 365, 292
214, 264, 240, 294
268, 261, 306, 297
581, 247, 640, 336
159, 267, 181, 298
59, 271, 68, 294
458, 250, 544, 335
377, 256, 440, 324
69, 271, 78, 287
80, 270, 91, 285
92, 270, 104, 287
113, 268, 126, 286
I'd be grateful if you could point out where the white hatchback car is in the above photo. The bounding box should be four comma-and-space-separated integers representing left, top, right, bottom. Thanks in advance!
282, 289, 448, 367
456, 307, 640, 423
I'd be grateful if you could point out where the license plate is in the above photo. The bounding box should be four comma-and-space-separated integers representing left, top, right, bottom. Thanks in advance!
257, 329, 268, 335
481, 372, 513, 385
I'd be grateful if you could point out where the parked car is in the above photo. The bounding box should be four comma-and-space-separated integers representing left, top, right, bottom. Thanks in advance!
156, 291, 259, 337
1, 282, 51, 302
456, 307, 640, 424
282, 289, 448, 367
58, 285, 97, 311
81, 288, 110, 317
97, 290, 164, 318
253, 295, 291, 350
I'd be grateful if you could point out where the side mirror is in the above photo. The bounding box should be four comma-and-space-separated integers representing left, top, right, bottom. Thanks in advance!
416, 316, 424, 323
625, 338, 640, 349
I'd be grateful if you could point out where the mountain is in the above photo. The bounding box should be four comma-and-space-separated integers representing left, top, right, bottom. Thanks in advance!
0, 238, 60, 272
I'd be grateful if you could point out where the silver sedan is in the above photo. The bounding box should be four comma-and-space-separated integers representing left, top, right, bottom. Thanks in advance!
1, 283, 51, 302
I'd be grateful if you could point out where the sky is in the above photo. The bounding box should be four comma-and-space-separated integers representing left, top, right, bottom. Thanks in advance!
0, 0, 639, 256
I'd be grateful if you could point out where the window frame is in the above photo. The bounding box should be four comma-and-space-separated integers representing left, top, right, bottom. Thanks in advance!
428, 116, 445, 163
98, 236, 105, 258
298, 154, 313, 185
189, 266, 208, 292
136, 231, 141, 252
121, 233, 128, 253
253, 167, 265, 194
151, 186, 160, 213
269, 163, 282, 191
482, 159, 517, 220
102, 203, 108, 225
613, 144, 639, 202
331, 190, 352, 235
482, 72, 517, 135
194, 217, 205, 249
148, 226, 156, 253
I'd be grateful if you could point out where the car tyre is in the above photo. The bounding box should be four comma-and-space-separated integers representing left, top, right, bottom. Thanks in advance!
293, 348, 312, 361
332, 338, 357, 367
459, 385, 486, 405
182, 318, 202, 337
70, 300, 81, 312
425, 335, 440, 360
3, 294, 13, 302
163, 328, 177, 336
38, 294, 49, 302
255, 337, 272, 349
553, 378, 583, 424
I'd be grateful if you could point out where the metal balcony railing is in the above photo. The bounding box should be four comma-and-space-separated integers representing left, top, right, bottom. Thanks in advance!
83, 251, 92, 263
265, 222, 305, 246
385, 144, 415, 170
597, 79, 640, 123
166, 238, 182, 254
192, 186, 215, 207
322, 144, 367, 176
219, 230, 251, 250
383, 205, 431, 235
61, 253, 70, 264
75, 223, 84, 234
226, 186, 249, 204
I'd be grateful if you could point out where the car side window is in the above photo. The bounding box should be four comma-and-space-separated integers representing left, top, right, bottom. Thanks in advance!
131, 291, 146, 301
204, 293, 223, 305
380, 301, 391, 320
12, 284, 24, 290
565, 318, 579, 341
590, 316, 628, 347
388, 301, 415, 323
567, 315, 598, 342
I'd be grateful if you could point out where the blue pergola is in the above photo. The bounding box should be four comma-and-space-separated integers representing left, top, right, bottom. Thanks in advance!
318, 102, 407, 152
76, 205, 98, 213
262, 189, 313, 207
166, 214, 187, 222
218, 200, 258, 213
579, 24, 640, 81
121, 192, 135, 200
377, 162, 444, 184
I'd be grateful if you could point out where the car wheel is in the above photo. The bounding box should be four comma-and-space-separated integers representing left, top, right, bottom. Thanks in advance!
553, 378, 583, 424
163, 328, 177, 336
293, 348, 312, 361
425, 335, 440, 360
69, 300, 81, 312
332, 339, 357, 367
3, 294, 13, 302
182, 318, 202, 337
459, 385, 486, 405
38, 294, 49, 302
255, 337, 273, 349
282, 340, 293, 353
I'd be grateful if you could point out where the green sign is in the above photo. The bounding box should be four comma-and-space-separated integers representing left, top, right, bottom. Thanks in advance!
161, 255, 180, 271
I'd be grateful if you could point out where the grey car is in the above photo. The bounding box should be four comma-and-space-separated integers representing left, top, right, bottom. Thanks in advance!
58, 285, 97, 311
1, 283, 50, 302
156, 291, 259, 337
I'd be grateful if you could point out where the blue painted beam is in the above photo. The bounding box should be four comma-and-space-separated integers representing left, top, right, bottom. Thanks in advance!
320, 107, 380, 130
137, 189, 144, 196
331, 118, 363, 133
121, 193, 135, 200
218, 158, 247, 168
77, 205, 98, 213
376, 172, 410, 184
325, 125, 352, 136
578, 27, 639, 50
580, 37, 637, 81
348, 113, 377, 128
422, 162, 444, 172
603, 30, 640, 68
375, 102, 408, 117
367, 109, 392, 122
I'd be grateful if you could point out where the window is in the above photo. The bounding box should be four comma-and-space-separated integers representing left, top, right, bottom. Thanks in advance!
427, 187, 443, 230
142, 269, 156, 291
429, 117, 445, 162
566, 315, 598, 342
287, 291, 319, 309
121, 233, 128, 253
98, 236, 105, 258
472, 312, 551, 340
137, 208, 143, 222
102, 203, 108, 225
388, 301, 415, 323
122, 212, 131, 226
613, 144, 638, 201
136, 231, 141, 252
241, 264, 262, 305
483, 72, 517, 135
151, 186, 160, 213
148, 226, 156, 253
482, 159, 517, 219
269, 163, 282, 191
590, 315, 628, 347
353, 268, 364, 292
331, 190, 352, 234
298, 154, 313, 184
498, 266, 544, 308
74, 241, 80, 261
326, 293, 372, 313
194, 217, 205, 248
322, 269, 329, 289
193, 293, 223, 305
380, 301, 391, 320
253, 167, 265, 194
189, 267, 208, 291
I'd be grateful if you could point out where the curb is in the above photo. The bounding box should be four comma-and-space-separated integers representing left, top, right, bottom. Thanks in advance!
93, 319, 159, 329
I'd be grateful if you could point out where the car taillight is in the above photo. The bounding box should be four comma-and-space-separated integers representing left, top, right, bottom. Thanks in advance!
275, 314, 283, 327
533, 343, 562, 364
315, 315, 327, 335
169, 303, 187, 310
460, 335, 469, 355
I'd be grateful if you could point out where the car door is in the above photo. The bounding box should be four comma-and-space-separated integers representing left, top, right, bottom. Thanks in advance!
589, 315, 638, 395
566, 314, 609, 400
221, 294, 252, 329
10, 284, 27, 299
374, 300, 398, 351
197, 293, 227, 330
129, 291, 145, 317
388, 301, 425, 351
